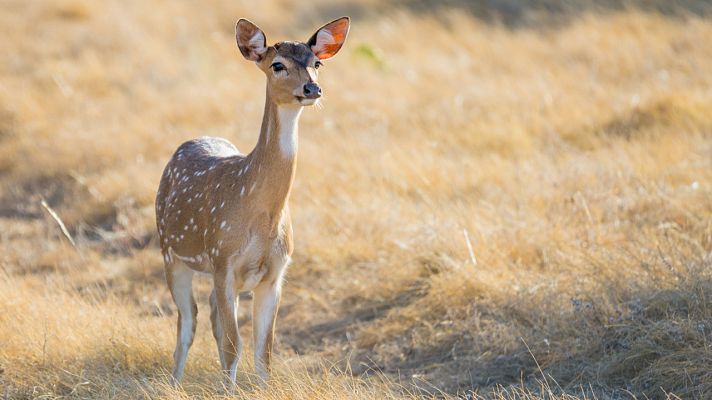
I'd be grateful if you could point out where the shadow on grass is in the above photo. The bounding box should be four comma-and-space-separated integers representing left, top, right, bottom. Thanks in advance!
277, 258, 712, 399
282, 280, 429, 353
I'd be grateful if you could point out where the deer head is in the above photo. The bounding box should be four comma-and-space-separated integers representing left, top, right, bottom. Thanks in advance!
235, 17, 350, 106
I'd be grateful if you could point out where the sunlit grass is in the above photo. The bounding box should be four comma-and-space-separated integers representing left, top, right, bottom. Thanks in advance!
1, 1, 711, 399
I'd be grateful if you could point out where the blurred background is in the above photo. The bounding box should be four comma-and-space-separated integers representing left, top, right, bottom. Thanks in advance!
1, 0, 711, 399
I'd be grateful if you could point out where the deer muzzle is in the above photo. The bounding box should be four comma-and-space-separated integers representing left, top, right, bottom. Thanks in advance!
302, 82, 322, 99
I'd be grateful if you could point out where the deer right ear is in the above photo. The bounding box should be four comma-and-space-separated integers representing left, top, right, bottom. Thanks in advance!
236, 19, 267, 62
307, 17, 350, 60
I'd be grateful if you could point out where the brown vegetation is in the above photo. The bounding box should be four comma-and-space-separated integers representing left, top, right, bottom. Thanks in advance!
1, 1, 711, 399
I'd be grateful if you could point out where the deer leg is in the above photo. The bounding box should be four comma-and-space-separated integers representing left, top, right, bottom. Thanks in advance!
252, 276, 283, 383
167, 262, 197, 384
214, 268, 241, 387
209, 288, 226, 370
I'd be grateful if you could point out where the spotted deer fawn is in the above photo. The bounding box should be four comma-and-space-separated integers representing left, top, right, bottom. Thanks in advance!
155, 17, 350, 386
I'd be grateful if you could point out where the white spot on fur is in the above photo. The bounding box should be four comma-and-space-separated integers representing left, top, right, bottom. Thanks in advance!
174, 252, 198, 263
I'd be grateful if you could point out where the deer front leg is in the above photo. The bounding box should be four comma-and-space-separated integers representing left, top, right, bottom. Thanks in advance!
214, 268, 241, 387
252, 276, 282, 383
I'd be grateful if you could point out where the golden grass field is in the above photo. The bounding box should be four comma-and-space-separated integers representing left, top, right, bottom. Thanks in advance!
1, 0, 711, 398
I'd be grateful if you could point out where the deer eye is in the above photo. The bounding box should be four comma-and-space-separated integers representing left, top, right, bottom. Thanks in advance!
271, 62, 285, 72
314, 61, 322, 69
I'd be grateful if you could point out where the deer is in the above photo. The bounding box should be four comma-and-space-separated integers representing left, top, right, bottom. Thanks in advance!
154, 17, 350, 387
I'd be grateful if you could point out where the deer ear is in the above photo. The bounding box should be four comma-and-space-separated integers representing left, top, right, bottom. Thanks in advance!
236, 19, 267, 62
307, 17, 350, 60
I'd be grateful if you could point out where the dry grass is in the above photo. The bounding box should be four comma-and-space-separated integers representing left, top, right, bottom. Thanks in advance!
1, 0, 711, 399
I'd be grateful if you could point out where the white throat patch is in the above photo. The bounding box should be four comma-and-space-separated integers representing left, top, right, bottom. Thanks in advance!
277, 106, 303, 158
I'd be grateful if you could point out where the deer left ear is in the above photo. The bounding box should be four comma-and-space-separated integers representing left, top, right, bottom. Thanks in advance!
307, 17, 350, 60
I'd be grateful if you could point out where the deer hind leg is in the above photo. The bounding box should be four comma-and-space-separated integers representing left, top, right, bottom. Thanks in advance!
209, 288, 226, 370
214, 267, 241, 387
167, 261, 197, 383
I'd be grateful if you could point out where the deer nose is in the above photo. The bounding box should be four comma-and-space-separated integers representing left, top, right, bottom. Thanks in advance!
303, 82, 322, 99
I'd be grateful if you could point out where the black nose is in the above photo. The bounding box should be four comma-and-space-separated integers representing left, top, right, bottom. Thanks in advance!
303, 82, 322, 99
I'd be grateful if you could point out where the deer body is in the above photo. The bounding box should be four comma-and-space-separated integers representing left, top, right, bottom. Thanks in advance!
155, 18, 349, 386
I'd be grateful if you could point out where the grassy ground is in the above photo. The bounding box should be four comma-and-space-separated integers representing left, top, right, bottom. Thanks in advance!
1, 0, 711, 399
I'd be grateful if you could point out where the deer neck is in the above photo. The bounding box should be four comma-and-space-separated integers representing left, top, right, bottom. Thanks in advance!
245, 91, 303, 212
